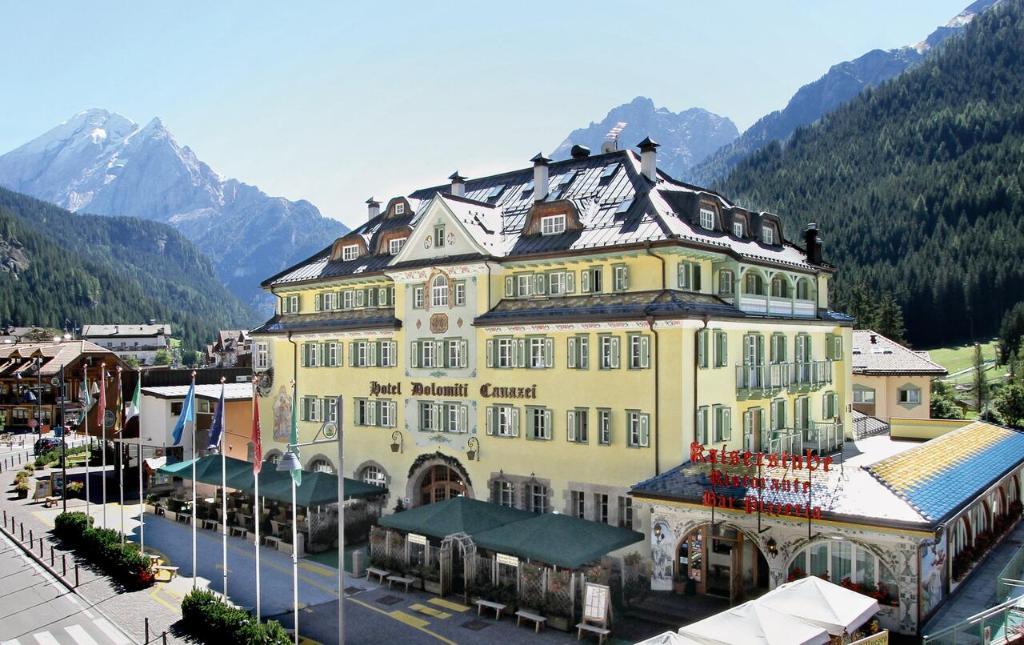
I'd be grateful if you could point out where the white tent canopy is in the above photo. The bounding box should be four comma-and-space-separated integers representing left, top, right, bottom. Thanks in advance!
635, 632, 705, 645
679, 601, 830, 645
758, 576, 880, 636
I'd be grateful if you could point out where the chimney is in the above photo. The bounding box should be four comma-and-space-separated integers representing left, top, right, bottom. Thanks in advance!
531, 153, 551, 202
570, 144, 591, 160
870, 334, 877, 344
366, 197, 380, 220
804, 222, 822, 265
448, 171, 466, 197
601, 139, 617, 154
637, 137, 660, 182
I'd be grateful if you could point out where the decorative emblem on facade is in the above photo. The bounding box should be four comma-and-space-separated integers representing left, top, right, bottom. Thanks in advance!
416, 319, 422, 329
457, 318, 464, 328
430, 313, 449, 334
424, 237, 432, 249
446, 232, 456, 246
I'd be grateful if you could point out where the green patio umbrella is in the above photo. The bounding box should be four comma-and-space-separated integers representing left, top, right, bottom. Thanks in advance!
157, 458, 197, 476
378, 497, 534, 540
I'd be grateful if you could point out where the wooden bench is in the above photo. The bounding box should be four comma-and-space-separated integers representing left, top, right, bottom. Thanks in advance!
262, 535, 282, 549
475, 599, 506, 620
154, 565, 179, 582
515, 609, 547, 633
229, 526, 248, 539
366, 567, 391, 584
202, 519, 218, 531
576, 622, 611, 644
43, 496, 59, 508
387, 575, 415, 592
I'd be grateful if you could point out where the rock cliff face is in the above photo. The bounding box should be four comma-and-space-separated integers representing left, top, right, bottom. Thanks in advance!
0, 109, 347, 309
552, 97, 738, 179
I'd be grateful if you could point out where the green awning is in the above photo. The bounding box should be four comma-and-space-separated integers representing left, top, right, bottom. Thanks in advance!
378, 497, 534, 540
157, 459, 197, 475
473, 513, 644, 569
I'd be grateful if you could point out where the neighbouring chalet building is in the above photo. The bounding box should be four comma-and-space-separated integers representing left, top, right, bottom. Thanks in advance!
83, 323, 173, 366
250, 140, 853, 544
851, 330, 947, 423
205, 330, 252, 368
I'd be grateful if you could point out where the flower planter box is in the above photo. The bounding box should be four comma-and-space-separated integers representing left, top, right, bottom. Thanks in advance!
423, 579, 442, 595
16, 489, 28, 499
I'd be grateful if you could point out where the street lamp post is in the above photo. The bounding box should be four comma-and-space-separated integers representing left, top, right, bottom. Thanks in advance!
278, 395, 343, 645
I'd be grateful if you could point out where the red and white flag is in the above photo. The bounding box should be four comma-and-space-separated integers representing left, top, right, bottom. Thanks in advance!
251, 380, 262, 474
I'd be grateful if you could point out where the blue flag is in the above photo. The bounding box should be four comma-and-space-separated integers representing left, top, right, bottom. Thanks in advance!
171, 380, 196, 446
207, 384, 226, 450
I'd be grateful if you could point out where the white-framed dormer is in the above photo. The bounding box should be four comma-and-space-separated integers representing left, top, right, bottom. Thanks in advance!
540, 213, 567, 236
699, 207, 715, 231
342, 244, 359, 261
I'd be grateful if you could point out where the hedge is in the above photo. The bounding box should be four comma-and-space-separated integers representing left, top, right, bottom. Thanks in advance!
54, 512, 154, 588
181, 589, 290, 644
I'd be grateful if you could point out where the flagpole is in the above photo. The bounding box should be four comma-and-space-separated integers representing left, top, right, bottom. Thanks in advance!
291, 477, 299, 645
251, 375, 262, 624
191, 370, 197, 589
117, 367, 124, 545
83, 360, 91, 522
138, 369, 144, 554
101, 364, 107, 529
219, 377, 228, 598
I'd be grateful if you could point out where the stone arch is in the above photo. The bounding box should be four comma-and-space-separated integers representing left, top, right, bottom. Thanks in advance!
666, 519, 774, 598
784, 533, 898, 576
354, 459, 390, 487
406, 451, 474, 507
306, 452, 336, 474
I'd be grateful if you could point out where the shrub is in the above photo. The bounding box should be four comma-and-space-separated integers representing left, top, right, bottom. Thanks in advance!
53, 512, 152, 589
15, 481, 29, 494
55, 511, 93, 537
181, 589, 291, 644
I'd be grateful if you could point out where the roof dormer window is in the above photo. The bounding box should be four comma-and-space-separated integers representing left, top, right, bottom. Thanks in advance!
342, 244, 359, 261
732, 221, 744, 238
763, 226, 775, 245
394, 203, 405, 215
540, 214, 567, 236
699, 208, 715, 231
389, 237, 406, 255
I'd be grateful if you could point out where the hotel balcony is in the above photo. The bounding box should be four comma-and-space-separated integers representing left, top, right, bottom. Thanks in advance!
753, 422, 844, 456
737, 295, 817, 317
735, 360, 833, 397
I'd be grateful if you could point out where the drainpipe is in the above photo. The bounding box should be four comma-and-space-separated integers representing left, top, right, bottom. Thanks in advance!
288, 332, 299, 440
644, 243, 667, 475
695, 315, 710, 451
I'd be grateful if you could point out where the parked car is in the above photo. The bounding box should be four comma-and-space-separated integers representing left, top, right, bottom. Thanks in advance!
34, 437, 62, 454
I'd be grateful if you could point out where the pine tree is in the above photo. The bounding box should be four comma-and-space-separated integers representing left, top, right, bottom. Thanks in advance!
876, 294, 906, 343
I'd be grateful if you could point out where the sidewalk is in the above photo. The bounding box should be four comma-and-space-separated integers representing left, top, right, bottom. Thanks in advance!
0, 462, 188, 644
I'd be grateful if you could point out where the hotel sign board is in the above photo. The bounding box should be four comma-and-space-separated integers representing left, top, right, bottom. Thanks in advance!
690, 442, 833, 520
370, 380, 538, 400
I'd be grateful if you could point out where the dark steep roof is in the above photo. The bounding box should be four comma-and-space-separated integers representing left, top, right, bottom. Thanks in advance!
250, 310, 401, 335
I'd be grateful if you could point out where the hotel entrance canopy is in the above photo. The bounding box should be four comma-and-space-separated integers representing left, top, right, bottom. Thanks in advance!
378, 497, 643, 568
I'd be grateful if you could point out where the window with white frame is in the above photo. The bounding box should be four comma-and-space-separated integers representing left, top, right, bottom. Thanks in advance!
255, 343, 269, 369
598, 409, 611, 445
548, 271, 573, 296
516, 274, 533, 297
309, 458, 334, 474
540, 214, 567, 236
419, 401, 437, 432
361, 465, 387, 487
718, 270, 735, 296
530, 484, 548, 513
389, 238, 405, 255
434, 225, 446, 248
595, 493, 610, 524
822, 391, 838, 419
787, 540, 898, 606
618, 496, 633, 529
342, 244, 359, 261
431, 275, 449, 307
494, 480, 515, 508
628, 334, 650, 369
342, 290, 354, 309
394, 202, 405, 215
678, 262, 701, 291
379, 340, 394, 367
599, 335, 620, 369
413, 286, 424, 308
454, 281, 466, 306
763, 225, 775, 245
898, 386, 921, 405
571, 490, 585, 518
567, 408, 588, 443
699, 208, 715, 230
732, 221, 744, 238
486, 405, 519, 437
853, 388, 876, 404
528, 407, 551, 440
567, 335, 589, 369
528, 337, 552, 369
282, 294, 299, 314
581, 266, 603, 293
627, 411, 650, 447
613, 265, 629, 291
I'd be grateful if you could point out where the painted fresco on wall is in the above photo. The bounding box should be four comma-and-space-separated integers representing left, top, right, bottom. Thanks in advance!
651, 519, 674, 591
272, 385, 292, 442
919, 532, 948, 618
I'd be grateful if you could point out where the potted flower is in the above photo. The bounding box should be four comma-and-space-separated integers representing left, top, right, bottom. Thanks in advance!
15, 480, 29, 499
66, 481, 84, 498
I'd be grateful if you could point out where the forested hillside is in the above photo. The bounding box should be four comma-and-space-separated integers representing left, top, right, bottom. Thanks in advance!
0, 188, 255, 352
717, 1, 1024, 347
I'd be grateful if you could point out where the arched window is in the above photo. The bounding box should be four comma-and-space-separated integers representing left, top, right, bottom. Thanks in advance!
264, 450, 282, 467
360, 465, 387, 487
431, 275, 449, 307
770, 275, 789, 298
796, 278, 813, 300
952, 516, 971, 557
787, 539, 898, 606
744, 272, 765, 296
308, 457, 335, 474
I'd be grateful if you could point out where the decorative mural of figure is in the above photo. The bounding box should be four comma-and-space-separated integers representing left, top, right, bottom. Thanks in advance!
272, 385, 292, 442
920, 534, 948, 617
651, 519, 675, 591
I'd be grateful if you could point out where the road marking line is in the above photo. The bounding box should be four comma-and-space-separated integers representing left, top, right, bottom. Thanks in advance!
427, 597, 470, 612
410, 603, 451, 619
348, 597, 456, 645
64, 625, 98, 645
148, 587, 181, 614
31, 633, 58, 645
388, 610, 430, 629
92, 617, 130, 645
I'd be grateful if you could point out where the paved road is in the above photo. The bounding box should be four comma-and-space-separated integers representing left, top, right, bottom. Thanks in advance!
0, 530, 132, 645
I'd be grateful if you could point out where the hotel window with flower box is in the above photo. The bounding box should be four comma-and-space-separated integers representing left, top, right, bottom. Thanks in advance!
627, 411, 650, 448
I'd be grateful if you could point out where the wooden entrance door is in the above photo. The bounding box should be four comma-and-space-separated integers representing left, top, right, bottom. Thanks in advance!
419, 465, 467, 506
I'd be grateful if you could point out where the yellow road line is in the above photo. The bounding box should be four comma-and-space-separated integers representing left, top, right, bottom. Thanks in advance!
148, 587, 182, 614
388, 610, 431, 629
427, 597, 470, 612
348, 597, 456, 645
298, 560, 336, 578
410, 603, 451, 619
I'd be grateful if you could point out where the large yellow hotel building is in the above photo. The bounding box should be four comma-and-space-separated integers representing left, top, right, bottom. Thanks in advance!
251, 139, 852, 539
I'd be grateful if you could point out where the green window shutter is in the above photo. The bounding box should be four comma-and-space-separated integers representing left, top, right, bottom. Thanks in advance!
565, 271, 575, 293
410, 341, 419, 368
367, 288, 377, 307
368, 342, 378, 367
641, 335, 650, 369
581, 270, 591, 293
511, 408, 520, 437
544, 337, 554, 368
486, 407, 495, 436
640, 414, 650, 447
579, 336, 589, 369
516, 338, 526, 368
610, 337, 620, 369
534, 274, 546, 295
567, 337, 577, 369
505, 276, 515, 297
697, 329, 708, 369
486, 339, 494, 368
677, 263, 688, 289
825, 334, 835, 359
693, 264, 702, 291
459, 340, 468, 368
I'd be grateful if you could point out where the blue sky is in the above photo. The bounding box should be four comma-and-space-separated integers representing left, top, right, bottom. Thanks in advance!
1, 1, 968, 227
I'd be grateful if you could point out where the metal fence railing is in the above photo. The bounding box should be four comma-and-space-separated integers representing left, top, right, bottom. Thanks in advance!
998, 545, 1024, 603
923, 596, 1024, 644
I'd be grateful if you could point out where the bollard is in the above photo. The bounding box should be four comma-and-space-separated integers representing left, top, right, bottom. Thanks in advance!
29, 529, 33, 548
74, 564, 79, 587
50, 545, 54, 567
38, 538, 43, 558
145, 618, 149, 642
162, 632, 167, 645
62, 554, 67, 576
20, 523, 24, 541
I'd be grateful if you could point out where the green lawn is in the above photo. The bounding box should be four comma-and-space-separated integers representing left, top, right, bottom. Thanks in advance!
925, 339, 1000, 376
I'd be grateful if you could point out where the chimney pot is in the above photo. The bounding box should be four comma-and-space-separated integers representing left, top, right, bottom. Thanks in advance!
570, 144, 591, 160
637, 137, 660, 182
531, 153, 551, 202
870, 334, 877, 344
448, 171, 466, 197
366, 197, 380, 220
804, 222, 822, 265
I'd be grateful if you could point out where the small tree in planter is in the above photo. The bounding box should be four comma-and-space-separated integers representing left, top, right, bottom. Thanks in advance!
66, 481, 84, 497
14, 480, 29, 498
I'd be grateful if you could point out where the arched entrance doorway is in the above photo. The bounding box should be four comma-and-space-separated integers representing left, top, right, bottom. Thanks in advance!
675, 524, 769, 603
418, 464, 467, 506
